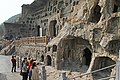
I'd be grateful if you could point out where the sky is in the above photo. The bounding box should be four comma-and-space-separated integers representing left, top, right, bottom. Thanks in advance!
0, 0, 34, 24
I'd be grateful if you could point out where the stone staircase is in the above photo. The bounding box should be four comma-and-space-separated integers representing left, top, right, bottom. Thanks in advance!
0, 41, 15, 55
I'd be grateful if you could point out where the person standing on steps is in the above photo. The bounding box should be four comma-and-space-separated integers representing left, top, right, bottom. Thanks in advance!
11, 55, 16, 72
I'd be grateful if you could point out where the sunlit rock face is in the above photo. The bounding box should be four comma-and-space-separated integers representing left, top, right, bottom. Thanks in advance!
16, 0, 120, 79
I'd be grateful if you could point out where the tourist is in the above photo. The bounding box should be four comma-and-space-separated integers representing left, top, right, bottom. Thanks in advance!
28, 59, 33, 80
21, 57, 28, 80
11, 55, 16, 72
31, 62, 39, 80
28, 57, 31, 64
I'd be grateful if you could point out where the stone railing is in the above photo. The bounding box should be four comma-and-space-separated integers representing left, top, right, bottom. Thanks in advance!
15, 36, 48, 46
69, 64, 116, 80
2, 40, 13, 48
3, 41, 15, 55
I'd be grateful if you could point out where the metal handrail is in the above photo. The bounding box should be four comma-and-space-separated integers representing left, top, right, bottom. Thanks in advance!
71, 64, 116, 79
98, 76, 115, 80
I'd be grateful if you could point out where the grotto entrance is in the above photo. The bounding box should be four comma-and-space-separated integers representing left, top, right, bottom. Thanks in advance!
49, 20, 57, 38
37, 25, 40, 36
83, 48, 92, 66
92, 57, 115, 80
46, 55, 52, 66
89, 5, 101, 23
41, 55, 44, 62
37, 25, 42, 37
113, 4, 118, 13
60, 37, 92, 72
106, 40, 120, 54
113, 0, 120, 13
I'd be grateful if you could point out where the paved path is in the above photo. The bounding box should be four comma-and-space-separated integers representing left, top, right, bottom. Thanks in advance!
0, 55, 22, 80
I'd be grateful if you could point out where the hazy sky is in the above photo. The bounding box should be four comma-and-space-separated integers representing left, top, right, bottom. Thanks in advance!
0, 0, 34, 24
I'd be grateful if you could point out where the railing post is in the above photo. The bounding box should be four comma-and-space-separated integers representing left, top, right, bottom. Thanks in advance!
20, 55, 22, 68
17, 56, 19, 68
41, 65, 46, 80
59, 71, 67, 80
115, 50, 120, 80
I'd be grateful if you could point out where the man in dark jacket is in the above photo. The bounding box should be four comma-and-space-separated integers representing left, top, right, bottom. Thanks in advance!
11, 56, 16, 72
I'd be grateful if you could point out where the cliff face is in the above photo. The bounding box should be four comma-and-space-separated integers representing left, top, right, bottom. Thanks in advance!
46, 0, 120, 79
17, 0, 120, 79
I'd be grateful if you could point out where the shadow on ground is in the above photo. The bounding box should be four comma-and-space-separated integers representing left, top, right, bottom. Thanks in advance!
0, 73, 7, 80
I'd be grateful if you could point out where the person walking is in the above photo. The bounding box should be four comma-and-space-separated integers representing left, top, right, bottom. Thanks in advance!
21, 58, 28, 80
11, 56, 16, 72
31, 62, 39, 80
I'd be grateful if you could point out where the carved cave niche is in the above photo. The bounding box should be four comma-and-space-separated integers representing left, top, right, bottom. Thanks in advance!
75, 37, 93, 66
93, 28, 102, 41
58, 1, 64, 9
61, 37, 92, 72
48, 47, 51, 51
41, 55, 44, 62
53, 0, 57, 6
73, 1, 76, 6
37, 25, 40, 36
92, 57, 115, 80
52, 45, 57, 52
105, 40, 120, 55
88, 5, 101, 23
113, 0, 120, 13
53, 7, 57, 13
106, 17, 120, 34
46, 55, 52, 66
113, 4, 119, 13
49, 20, 57, 38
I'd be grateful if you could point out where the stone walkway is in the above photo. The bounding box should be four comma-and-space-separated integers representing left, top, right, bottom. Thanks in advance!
0, 73, 7, 80
4, 68, 22, 80
0, 55, 21, 80
0, 55, 83, 80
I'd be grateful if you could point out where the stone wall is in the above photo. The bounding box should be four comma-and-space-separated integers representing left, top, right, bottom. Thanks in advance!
3, 23, 28, 40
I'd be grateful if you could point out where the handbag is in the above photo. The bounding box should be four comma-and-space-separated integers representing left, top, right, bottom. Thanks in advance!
20, 70, 22, 76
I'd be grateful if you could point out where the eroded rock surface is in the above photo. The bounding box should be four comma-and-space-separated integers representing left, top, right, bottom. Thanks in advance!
4, 0, 120, 79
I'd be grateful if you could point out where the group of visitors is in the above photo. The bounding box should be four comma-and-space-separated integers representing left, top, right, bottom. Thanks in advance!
11, 56, 39, 80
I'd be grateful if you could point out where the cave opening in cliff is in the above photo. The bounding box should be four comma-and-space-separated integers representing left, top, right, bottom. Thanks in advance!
83, 48, 92, 66
37, 26, 40, 36
92, 57, 115, 80
60, 36, 93, 72
46, 55, 52, 66
37, 25, 43, 36
58, 1, 64, 9
113, 4, 118, 13
105, 40, 120, 54
53, 45, 57, 52
49, 20, 57, 38
90, 5, 101, 23
41, 55, 44, 62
